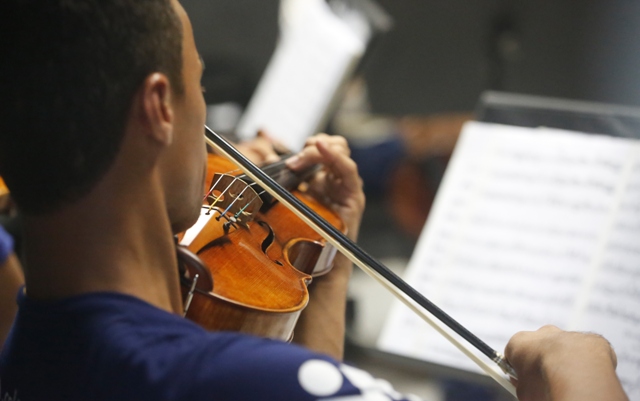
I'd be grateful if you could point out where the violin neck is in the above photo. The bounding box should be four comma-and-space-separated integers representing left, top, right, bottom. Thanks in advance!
238, 156, 320, 211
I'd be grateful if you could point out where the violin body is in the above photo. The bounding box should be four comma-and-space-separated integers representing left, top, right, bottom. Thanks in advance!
181, 220, 311, 340
179, 154, 345, 340
258, 190, 343, 277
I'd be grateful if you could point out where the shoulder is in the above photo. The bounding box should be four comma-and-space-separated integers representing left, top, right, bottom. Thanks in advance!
5, 293, 425, 401
91, 297, 426, 400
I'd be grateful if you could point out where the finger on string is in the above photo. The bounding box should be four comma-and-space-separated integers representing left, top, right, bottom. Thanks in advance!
304, 134, 350, 156
286, 137, 350, 173
315, 140, 361, 194
304, 133, 330, 147
252, 134, 280, 164
257, 129, 290, 157
285, 144, 323, 171
304, 155, 358, 208
305, 172, 333, 205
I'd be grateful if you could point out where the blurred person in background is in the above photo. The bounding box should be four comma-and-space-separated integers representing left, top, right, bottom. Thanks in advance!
0, 225, 23, 349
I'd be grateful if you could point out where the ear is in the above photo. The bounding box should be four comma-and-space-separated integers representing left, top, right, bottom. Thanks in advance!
139, 73, 174, 146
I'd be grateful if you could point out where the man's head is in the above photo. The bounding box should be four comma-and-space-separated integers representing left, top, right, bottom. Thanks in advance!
0, 0, 196, 218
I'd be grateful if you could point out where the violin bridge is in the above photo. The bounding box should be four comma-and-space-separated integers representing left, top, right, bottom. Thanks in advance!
207, 173, 263, 227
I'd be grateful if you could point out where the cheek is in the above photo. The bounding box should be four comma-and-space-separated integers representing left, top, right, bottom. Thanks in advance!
192, 139, 208, 196
195, 152, 207, 198
190, 85, 206, 123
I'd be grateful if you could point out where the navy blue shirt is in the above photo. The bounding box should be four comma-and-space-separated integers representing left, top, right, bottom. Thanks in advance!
0, 291, 424, 401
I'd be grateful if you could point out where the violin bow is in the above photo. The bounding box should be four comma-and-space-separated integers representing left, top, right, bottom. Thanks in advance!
204, 126, 517, 397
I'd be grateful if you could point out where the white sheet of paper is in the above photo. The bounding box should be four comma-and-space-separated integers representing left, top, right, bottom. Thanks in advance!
377, 122, 640, 399
235, 0, 365, 151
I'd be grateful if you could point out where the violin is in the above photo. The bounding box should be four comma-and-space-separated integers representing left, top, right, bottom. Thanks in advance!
200, 126, 519, 396
177, 153, 345, 340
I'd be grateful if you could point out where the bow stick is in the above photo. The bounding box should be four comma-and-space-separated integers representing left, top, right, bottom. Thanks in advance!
204, 126, 517, 397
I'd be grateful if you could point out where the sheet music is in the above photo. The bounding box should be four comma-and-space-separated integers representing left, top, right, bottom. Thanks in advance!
378, 122, 640, 399
581, 157, 640, 396
235, 0, 365, 151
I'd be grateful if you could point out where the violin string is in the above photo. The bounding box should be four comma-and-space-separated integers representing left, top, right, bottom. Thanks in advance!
209, 167, 288, 205
220, 169, 290, 219
246, 167, 289, 190
205, 158, 286, 195
206, 176, 241, 214
219, 185, 253, 218
203, 174, 226, 202
205, 160, 288, 200
211, 159, 286, 182
205, 161, 290, 219
233, 190, 268, 219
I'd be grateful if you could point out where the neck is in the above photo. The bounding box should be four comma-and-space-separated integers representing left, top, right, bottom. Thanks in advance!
22, 172, 183, 314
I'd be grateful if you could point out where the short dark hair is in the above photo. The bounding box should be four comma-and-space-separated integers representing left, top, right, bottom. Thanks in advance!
0, 0, 183, 215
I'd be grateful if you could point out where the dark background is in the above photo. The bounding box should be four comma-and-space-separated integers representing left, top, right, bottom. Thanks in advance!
182, 0, 640, 115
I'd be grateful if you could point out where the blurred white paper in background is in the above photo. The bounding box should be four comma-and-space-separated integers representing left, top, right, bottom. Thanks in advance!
235, 0, 366, 151
378, 122, 640, 399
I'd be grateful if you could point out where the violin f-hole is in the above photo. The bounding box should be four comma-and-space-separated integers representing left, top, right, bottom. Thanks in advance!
257, 221, 285, 266
258, 220, 275, 254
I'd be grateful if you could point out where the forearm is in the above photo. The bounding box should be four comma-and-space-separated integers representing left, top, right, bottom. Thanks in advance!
286, 134, 364, 361
292, 252, 352, 360
506, 327, 629, 401
544, 350, 628, 401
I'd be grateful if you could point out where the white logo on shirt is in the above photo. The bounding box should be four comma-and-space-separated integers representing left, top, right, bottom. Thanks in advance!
296, 360, 424, 401
298, 360, 344, 396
